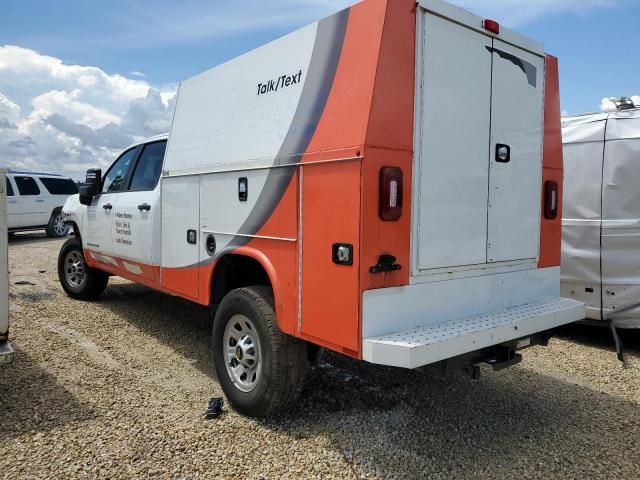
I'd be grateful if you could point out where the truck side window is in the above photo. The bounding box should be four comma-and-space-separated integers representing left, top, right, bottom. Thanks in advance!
102, 148, 137, 194
6, 178, 13, 197
40, 177, 79, 195
128, 141, 167, 191
14, 176, 40, 196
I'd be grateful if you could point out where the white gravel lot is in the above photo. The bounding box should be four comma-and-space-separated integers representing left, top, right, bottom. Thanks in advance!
1, 233, 639, 479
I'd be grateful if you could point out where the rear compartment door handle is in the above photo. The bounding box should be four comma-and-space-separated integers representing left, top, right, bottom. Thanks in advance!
496, 144, 511, 163
138, 203, 151, 212
103, 203, 113, 210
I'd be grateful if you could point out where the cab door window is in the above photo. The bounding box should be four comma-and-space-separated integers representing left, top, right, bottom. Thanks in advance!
14, 176, 40, 196
128, 141, 167, 191
6, 178, 14, 197
102, 148, 137, 194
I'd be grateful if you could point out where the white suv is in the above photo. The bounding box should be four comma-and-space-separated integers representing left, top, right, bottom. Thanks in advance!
6, 171, 78, 238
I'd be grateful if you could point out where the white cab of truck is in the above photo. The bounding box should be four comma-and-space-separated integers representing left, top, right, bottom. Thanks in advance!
59, 0, 584, 418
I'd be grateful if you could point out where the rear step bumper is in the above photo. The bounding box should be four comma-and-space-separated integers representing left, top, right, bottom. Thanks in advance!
0, 341, 14, 366
363, 298, 584, 369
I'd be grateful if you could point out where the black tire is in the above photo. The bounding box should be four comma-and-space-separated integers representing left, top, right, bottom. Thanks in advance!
212, 286, 308, 418
57, 238, 109, 301
46, 209, 70, 238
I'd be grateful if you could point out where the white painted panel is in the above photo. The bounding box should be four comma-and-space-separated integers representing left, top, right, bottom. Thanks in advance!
363, 297, 584, 368
363, 267, 561, 338
417, 0, 545, 57
487, 40, 544, 263
416, 12, 492, 271
199, 169, 272, 256
111, 189, 159, 275
161, 176, 200, 269
164, 23, 317, 174
84, 193, 117, 255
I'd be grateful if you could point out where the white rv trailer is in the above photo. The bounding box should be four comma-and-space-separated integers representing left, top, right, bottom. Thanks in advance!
0, 168, 13, 365
562, 102, 640, 329
59, 0, 584, 417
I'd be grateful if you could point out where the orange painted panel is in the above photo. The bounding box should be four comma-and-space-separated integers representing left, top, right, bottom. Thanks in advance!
539, 56, 563, 268
301, 160, 361, 352
303, 0, 387, 155
365, 0, 416, 151
360, 148, 412, 291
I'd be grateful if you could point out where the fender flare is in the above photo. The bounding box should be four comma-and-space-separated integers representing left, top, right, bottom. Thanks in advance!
207, 247, 288, 333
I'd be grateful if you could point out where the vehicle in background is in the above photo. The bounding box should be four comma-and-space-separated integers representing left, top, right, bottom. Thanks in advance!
6, 171, 78, 238
562, 98, 640, 329
59, 0, 583, 417
0, 169, 13, 365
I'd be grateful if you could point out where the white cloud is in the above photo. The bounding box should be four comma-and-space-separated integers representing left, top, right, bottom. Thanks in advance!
455, 0, 617, 27
0, 45, 175, 180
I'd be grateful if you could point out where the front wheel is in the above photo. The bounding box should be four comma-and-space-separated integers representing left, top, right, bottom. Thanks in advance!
212, 286, 308, 418
57, 238, 109, 300
46, 210, 69, 238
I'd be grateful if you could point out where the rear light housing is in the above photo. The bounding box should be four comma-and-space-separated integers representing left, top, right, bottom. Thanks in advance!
483, 19, 500, 34
544, 180, 559, 219
379, 167, 403, 221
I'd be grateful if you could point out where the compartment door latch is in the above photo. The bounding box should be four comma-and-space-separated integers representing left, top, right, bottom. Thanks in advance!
370, 254, 401, 274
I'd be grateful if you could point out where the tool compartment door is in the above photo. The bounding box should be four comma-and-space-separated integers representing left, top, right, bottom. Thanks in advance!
415, 13, 493, 271
487, 40, 544, 263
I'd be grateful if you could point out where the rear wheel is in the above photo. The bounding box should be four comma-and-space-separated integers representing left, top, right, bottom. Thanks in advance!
212, 286, 308, 417
46, 210, 69, 238
57, 238, 108, 300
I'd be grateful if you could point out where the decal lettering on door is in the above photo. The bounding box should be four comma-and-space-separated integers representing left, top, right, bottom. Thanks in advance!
115, 212, 133, 246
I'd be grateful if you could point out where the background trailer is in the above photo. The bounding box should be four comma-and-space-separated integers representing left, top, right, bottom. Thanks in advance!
562, 104, 640, 329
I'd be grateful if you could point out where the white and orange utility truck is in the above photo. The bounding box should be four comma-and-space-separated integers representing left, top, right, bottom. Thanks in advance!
59, 0, 584, 417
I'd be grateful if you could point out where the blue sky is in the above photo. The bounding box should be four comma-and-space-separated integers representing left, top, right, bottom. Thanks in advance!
0, 0, 638, 177
1, 0, 637, 113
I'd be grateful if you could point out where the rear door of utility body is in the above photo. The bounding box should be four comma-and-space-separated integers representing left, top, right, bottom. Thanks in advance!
414, 7, 545, 274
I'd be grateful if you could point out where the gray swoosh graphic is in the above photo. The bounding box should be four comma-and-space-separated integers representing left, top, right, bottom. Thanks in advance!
200, 9, 350, 264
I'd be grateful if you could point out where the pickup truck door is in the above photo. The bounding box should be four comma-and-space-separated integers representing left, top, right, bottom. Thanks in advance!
6, 177, 19, 229
85, 147, 138, 264
13, 176, 45, 228
111, 140, 166, 281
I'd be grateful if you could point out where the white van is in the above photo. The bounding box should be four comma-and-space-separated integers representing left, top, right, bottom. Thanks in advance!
7, 171, 78, 238
59, 0, 583, 417
561, 101, 640, 328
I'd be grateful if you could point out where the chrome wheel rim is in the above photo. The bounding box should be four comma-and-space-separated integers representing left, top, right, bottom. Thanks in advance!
53, 214, 68, 236
64, 250, 87, 289
223, 314, 262, 393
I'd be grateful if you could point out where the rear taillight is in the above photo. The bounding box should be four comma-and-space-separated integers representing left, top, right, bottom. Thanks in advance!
483, 19, 500, 34
544, 181, 558, 219
379, 167, 403, 221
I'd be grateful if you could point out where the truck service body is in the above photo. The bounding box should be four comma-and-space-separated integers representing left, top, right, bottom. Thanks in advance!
60, 0, 584, 415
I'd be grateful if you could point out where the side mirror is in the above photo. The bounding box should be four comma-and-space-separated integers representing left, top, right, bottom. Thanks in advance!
79, 168, 101, 206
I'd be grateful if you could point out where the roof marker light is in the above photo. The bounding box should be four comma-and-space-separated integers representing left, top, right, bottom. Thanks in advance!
483, 19, 500, 34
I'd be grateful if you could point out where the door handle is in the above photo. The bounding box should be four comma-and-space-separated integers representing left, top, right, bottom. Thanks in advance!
496, 144, 511, 163
36, 199, 45, 203
138, 203, 151, 212
103, 203, 113, 210
7, 200, 17, 204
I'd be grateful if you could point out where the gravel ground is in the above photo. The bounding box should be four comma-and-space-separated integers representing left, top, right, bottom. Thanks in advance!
1, 233, 639, 479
